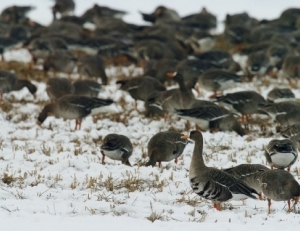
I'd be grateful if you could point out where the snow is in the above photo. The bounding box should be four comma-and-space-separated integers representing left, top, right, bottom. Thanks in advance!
1, 0, 300, 230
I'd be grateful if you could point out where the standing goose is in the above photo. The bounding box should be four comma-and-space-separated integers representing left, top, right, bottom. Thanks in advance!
46, 77, 74, 101
216, 90, 266, 124
182, 130, 258, 210
150, 72, 195, 120
37, 95, 113, 130
176, 105, 245, 136
197, 69, 241, 98
146, 131, 190, 167
265, 139, 298, 172
100, 134, 133, 166
223, 164, 270, 200
259, 169, 300, 214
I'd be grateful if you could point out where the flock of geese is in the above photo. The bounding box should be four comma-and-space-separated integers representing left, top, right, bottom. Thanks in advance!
1, 0, 300, 215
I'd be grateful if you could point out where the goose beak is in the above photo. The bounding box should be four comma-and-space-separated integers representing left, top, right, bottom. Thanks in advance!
166, 72, 177, 78
180, 134, 189, 139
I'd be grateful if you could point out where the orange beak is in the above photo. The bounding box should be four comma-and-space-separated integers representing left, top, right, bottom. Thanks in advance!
180, 134, 189, 139
166, 72, 177, 78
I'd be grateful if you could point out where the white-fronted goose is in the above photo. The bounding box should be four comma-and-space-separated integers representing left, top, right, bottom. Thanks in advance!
37, 95, 113, 130
77, 54, 108, 85
43, 49, 77, 78
259, 169, 300, 214
223, 164, 270, 200
197, 69, 241, 98
281, 122, 300, 138
46, 77, 74, 101
146, 131, 190, 167
282, 55, 300, 85
267, 88, 295, 102
183, 130, 258, 211
265, 139, 298, 172
0, 70, 37, 101
176, 105, 245, 136
100, 133, 133, 166
73, 79, 101, 98
150, 72, 195, 119
258, 101, 300, 118
52, 0, 75, 19
216, 90, 266, 124
246, 51, 270, 78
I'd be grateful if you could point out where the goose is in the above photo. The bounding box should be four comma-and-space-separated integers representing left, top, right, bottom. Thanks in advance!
266, 88, 295, 102
197, 69, 241, 98
150, 72, 195, 120
0, 70, 37, 101
77, 54, 108, 85
182, 130, 258, 211
146, 131, 190, 167
223, 164, 270, 200
281, 122, 300, 137
46, 77, 74, 101
73, 79, 102, 98
259, 169, 300, 214
176, 105, 245, 136
37, 95, 113, 130
216, 90, 266, 124
265, 139, 298, 172
52, 0, 75, 19
100, 134, 133, 166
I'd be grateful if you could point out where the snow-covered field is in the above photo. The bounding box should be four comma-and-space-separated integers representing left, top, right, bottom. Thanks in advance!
1, 1, 300, 230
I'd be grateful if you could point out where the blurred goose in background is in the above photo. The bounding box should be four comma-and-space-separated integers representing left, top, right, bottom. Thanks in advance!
216, 91, 266, 124
197, 69, 241, 98
73, 79, 101, 98
100, 133, 133, 166
281, 122, 300, 138
37, 95, 113, 130
191, 50, 241, 73
117, 76, 166, 110
0, 70, 37, 101
223, 164, 270, 200
43, 49, 77, 78
258, 169, 300, 214
281, 55, 300, 85
0, 5, 35, 24
176, 105, 245, 136
77, 54, 108, 85
225, 12, 257, 28
246, 51, 271, 79
183, 130, 258, 211
266, 44, 290, 68
266, 88, 295, 102
0, 37, 23, 61
223, 25, 250, 50
265, 139, 298, 172
46, 77, 74, 101
276, 110, 300, 128
150, 72, 195, 120
140, 6, 181, 25
52, 0, 75, 20
145, 131, 190, 167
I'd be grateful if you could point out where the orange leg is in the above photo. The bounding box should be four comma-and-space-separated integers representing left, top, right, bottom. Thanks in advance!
174, 158, 178, 164
75, 119, 81, 130
213, 203, 222, 211
101, 154, 105, 164
164, 114, 168, 122
287, 167, 290, 172
268, 199, 271, 214
287, 200, 291, 212
158, 161, 161, 168
258, 193, 263, 200
271, 166, 274, 170
209, 92, 221, 99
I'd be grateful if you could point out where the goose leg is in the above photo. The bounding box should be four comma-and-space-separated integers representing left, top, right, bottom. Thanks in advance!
158, 161, 161, 168
75, 119, 81, 130
209, 92, 219, 99
268, 199, 272, 214
271, 166, 274, 170
287, 167, 290, 172
287, 200, 291, 212
174, 158, 178, 164
164, 114, 168, 122
258, 193, 263, 200
213, 203, 222, 211
101, 154, 106, 164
